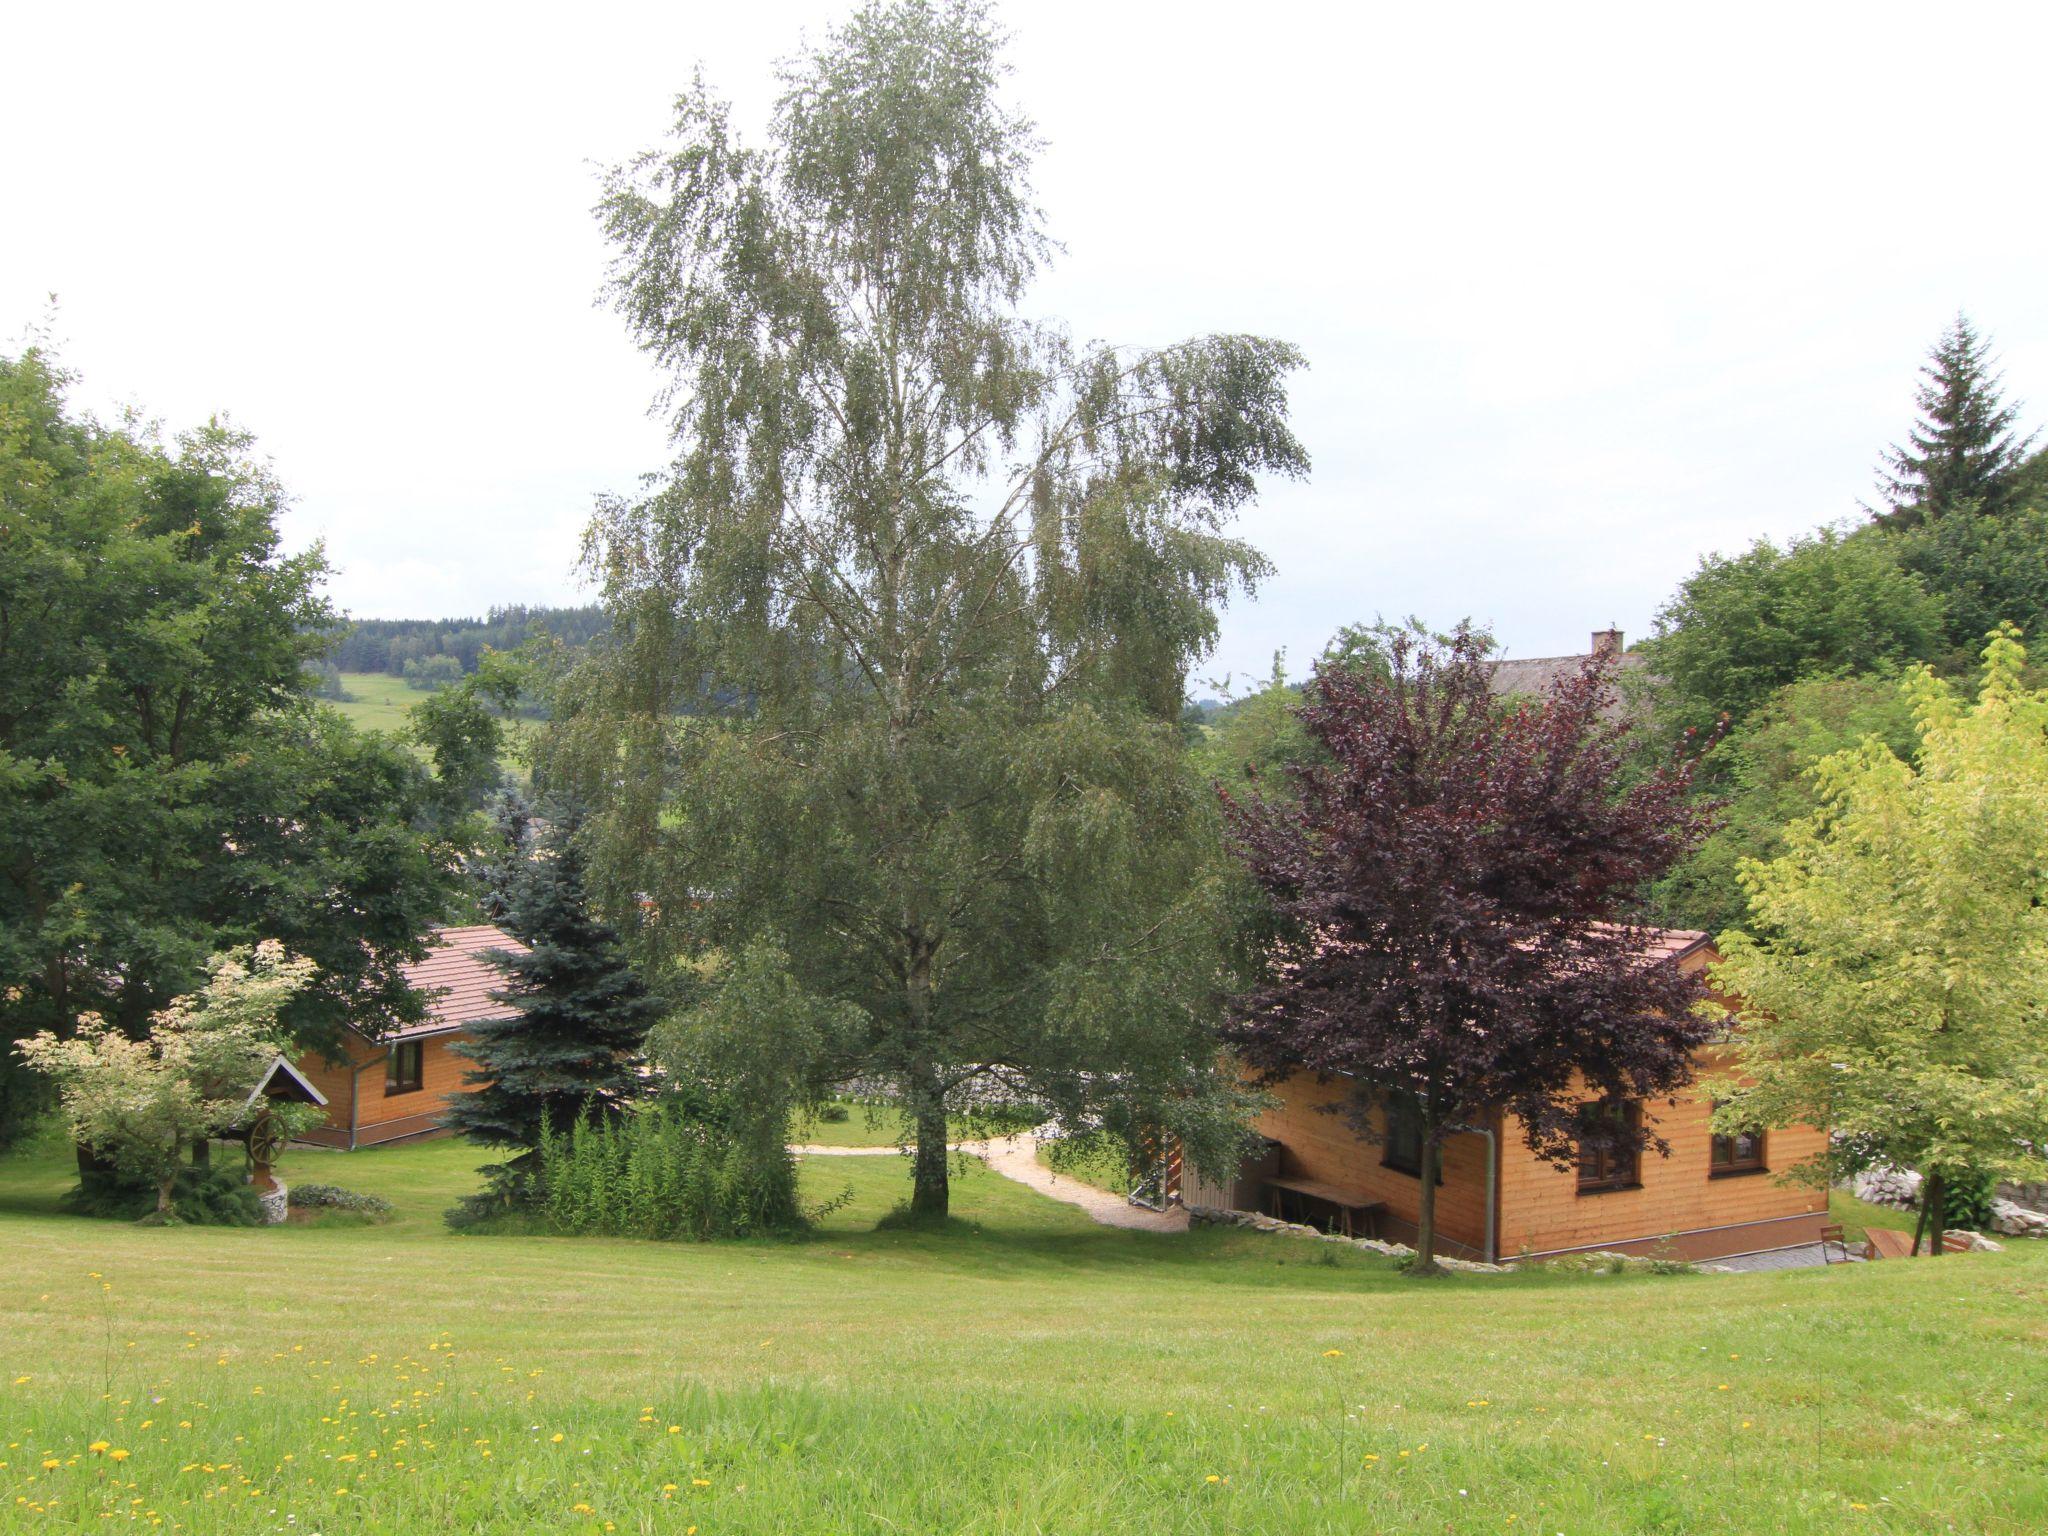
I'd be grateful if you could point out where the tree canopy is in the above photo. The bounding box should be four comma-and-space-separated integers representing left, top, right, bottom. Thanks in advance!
544, 0, 1307, 1215
1640, 527, 1945, 738
0, 349, 463, 1138
1223, 629, 1717, 1272
1711, 628, 2048, 1253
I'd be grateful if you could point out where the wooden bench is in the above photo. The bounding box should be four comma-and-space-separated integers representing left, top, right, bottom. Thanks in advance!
1264, 1177, 1387, 1239
1863, 1226, 1972, 1259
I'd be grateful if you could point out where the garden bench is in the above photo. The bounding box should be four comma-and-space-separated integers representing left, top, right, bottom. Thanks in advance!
1264, 1177, 1386, 1239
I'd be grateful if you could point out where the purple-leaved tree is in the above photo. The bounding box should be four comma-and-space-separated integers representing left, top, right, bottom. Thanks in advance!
1223, 627, 1719, 1274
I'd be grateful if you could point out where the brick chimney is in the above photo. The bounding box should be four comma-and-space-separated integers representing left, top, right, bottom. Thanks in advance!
1591, 626, 1624, 659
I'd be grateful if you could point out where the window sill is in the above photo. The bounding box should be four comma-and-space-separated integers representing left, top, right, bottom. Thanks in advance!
1575, 1182, 1642, 1197
1381, 1159, 1421, 1179
1709, 1166, 1769, 1180
385, 1085, 423, 1098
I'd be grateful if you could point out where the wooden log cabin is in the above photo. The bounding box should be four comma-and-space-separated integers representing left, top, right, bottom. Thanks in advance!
297, 924, 527, 1149
1180, 930, 1830, 1264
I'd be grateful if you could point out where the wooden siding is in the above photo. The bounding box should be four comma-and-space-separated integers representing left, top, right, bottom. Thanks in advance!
1251, 1073, 1494, 1259
1495, 1046, 1829, 1260
296, 1031, 481, 1148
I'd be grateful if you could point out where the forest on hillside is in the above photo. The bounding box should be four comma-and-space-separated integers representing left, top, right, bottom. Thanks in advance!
322, 604, 607, 679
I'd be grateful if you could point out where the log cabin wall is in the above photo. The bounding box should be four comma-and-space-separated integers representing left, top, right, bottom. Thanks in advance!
297, 1031, 481, 1148
1494, 1046, 1830, 1261
1251, 1072, 1494, 1259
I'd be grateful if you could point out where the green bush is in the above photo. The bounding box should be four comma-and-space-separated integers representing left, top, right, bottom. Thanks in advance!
1942, 1169, 1998, 1233
534, 1101, 804, 1240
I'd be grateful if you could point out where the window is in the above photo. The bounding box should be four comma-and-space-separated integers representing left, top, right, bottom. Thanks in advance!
1381, 1092, 1424, 1176
1575, 1098, 1640, 1194
386, 1039, 424, 1096
1710, 1127, 1767, 1176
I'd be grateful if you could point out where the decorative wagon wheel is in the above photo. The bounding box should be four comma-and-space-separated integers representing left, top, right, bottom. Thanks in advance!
245, 1111, 286, 1169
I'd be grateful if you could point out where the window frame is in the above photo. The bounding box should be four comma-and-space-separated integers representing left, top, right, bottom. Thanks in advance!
385, 1038, 425, 1097
1709, 1125, 1767, 1178
1381, 1092, 1424, 1177
1575, 1098, 1641, 1195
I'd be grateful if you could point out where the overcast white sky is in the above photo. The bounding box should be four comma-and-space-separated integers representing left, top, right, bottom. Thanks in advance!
8, 1, 2046, 686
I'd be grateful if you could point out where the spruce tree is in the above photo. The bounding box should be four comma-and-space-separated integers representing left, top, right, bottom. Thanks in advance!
469, 789, 534, 926
444, 799, 662, 1177
1876, 313, 2036, 527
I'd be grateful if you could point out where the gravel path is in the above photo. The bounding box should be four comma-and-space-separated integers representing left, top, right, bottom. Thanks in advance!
791, 1131, 1188, 1232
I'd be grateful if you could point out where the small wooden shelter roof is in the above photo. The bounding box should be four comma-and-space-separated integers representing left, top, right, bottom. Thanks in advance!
239, 1054, 328, 1117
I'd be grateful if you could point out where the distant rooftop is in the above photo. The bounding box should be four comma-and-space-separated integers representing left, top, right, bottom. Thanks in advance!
1487, 628, 1649, 715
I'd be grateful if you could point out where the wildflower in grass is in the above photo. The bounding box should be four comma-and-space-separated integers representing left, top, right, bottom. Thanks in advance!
571, 1503, 594, 1514
550, 1433, 564, 1443
90, 1442, 110, 1454
1322, 1349, 1344, 1359
109, 1449, 130, 1462
1205, 1475, 1220, 1484
692, 1478, 711, 1487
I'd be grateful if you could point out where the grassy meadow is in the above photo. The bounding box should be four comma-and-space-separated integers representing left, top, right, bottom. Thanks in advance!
324, 672, 422, 736
2, 1136, 2043, 1534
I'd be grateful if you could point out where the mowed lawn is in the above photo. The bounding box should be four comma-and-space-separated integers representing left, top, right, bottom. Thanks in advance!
2, 1139, 2044, 1534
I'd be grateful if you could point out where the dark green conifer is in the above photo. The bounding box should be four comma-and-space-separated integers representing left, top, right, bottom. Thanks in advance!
443, 799, 661, 1174
1877, 313, 2036, 526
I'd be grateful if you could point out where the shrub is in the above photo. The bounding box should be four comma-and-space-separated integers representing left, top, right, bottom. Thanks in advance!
68, 1165, 265, 1226
1943, 1169, 1998, 1233
534, 1100, 804, 1240
289, 1183, 394, 1220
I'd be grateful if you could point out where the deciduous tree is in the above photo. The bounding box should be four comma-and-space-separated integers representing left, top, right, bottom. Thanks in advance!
0, 350, 466, 1142
546, 0, 1306, 1215
1640, 528, 1944, 737
15, 942, 322, 1218
1711, 627, 2048, 1254
1224, 629, 1717, 1273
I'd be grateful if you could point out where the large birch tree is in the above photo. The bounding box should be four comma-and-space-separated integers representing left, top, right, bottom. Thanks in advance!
546, 0, 1307, 1216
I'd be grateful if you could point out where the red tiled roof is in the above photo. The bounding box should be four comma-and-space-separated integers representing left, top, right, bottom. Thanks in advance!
388, 923, 529, 1039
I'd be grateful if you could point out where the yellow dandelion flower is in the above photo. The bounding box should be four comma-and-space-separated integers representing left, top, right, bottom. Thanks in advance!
550, 1433, 564, 1444
90, 1442, 111, 1454
1205, 1475, 1220, 1484
667, 1426, 681, 1434
692, 1477, 711, 1487
1322, 1349, 1344, 1358
109, 1449, 130, 1462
